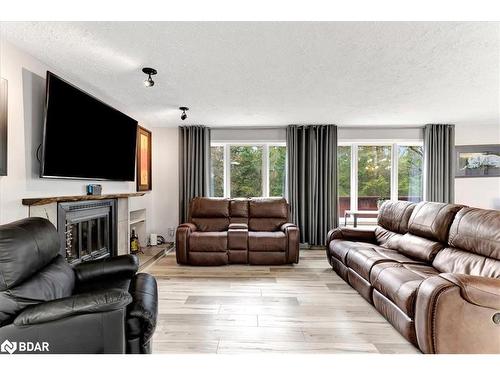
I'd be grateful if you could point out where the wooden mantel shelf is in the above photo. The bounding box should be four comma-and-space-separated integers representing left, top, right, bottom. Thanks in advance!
22, 193, 146, 206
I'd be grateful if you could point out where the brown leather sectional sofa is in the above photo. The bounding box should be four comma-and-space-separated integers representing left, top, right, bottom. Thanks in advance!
327, 200, 500, 353
176, 197, 299, 266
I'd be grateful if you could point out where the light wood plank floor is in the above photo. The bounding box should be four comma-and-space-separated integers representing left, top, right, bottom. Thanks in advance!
145, 250, 420, 354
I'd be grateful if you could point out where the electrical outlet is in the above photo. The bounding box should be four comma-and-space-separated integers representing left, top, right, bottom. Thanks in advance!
168, 227, 175, 241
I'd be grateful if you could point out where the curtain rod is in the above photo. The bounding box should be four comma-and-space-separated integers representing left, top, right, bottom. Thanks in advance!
210, 125, 424, 130
210, 126, 285, 130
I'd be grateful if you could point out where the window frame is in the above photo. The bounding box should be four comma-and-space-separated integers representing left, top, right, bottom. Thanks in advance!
210, 141, 287, 198
338, 140, 423, 223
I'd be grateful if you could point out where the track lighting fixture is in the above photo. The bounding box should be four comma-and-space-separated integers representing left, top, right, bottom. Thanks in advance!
179, 107, 189, 121
142, 67, 157, 87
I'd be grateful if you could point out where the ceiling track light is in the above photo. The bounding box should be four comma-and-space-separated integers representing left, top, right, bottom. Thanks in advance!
142, 67, 157, 87
179, 107, 189, 121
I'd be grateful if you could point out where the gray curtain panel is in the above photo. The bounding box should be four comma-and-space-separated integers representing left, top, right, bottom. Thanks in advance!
287, 125, 338, 246
179, 125, 211, 223
423, 124, 455, 203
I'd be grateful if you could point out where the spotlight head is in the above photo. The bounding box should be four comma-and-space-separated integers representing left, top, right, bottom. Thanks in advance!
143, 78, 154, 87
179, 107, 189, 121
142, 67, 157, 88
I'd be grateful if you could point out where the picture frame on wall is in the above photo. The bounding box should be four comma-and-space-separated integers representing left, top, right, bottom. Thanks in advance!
455, 144, 500, 178
0, 78, 7, 176
136, 126, 152, 191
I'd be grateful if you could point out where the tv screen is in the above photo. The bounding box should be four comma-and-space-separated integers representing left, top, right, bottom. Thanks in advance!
41, 72, 138, 181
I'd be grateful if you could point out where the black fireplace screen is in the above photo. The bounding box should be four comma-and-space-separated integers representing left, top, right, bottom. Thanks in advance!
58, 200, 117, 264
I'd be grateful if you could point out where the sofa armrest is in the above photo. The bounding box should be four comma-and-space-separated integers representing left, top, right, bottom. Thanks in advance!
440, 273, 500, 310
228, 224, 248, 254
126, 273, 158, 354
178, 222, 197, 232
281, 223, 300, 264
176, 223, 196, 264
73, 255, 139, 287
326, 227, 377, 245
415, 274, 500, 354
14, 289, 132, 326
280, 223, 297, 232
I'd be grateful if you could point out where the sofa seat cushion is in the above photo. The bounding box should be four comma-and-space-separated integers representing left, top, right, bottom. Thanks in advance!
248, 231, 286, 251
345, 245, 423, 281
370, 263, 439, 317
329, 239, 379, 263
189, 232, 227, 252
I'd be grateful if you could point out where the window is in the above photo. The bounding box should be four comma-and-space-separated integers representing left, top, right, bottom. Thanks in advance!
338, 142, 423, 221
210, 146, 224, 197
210, 143, 286, 198
230, 145, 263, 197
269, 146, 287, 197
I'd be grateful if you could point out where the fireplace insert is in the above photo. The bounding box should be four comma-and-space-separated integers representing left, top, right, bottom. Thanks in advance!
57, 199, 117, 264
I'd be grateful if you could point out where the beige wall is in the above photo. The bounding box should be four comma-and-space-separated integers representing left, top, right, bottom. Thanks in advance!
150, 127, 179, 241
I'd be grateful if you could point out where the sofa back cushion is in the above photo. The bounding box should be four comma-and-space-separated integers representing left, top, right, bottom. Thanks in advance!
0, 255, 75, 326
433, 248, 500, 278
448, 207, 500, 259
432, 207, 500, 278
190, 197, 229, 218
189, 198, 230, 232
375, 201, 415, 250
0, 217, 61, 291
407, 201, 463, 243
249, 198, 288, 232
230, 199, 249, 225
191, 218, 230, 232
397, 233, 444, 263
377, 200, 416, 234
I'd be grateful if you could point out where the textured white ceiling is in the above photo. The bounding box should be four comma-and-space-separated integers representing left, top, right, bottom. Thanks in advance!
1, 22, 499, 128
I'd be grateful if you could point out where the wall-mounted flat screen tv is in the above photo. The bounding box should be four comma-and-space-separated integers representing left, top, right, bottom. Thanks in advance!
41, 72, 138, 181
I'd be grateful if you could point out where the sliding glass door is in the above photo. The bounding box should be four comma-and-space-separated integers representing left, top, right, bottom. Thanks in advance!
338, 146, 351, 218
397, 146, 424, 202
357, 145, 392, 211
338, 143, 423, 222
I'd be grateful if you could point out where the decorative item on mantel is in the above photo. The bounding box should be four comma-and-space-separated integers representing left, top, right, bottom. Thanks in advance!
86, 184, 102, 195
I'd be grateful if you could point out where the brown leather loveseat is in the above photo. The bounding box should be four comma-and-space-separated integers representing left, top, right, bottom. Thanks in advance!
176, 197, 299, 266
327, 200, 500, 354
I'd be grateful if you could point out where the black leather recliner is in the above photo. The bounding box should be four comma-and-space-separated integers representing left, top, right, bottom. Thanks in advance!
0, 217, 158, 354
